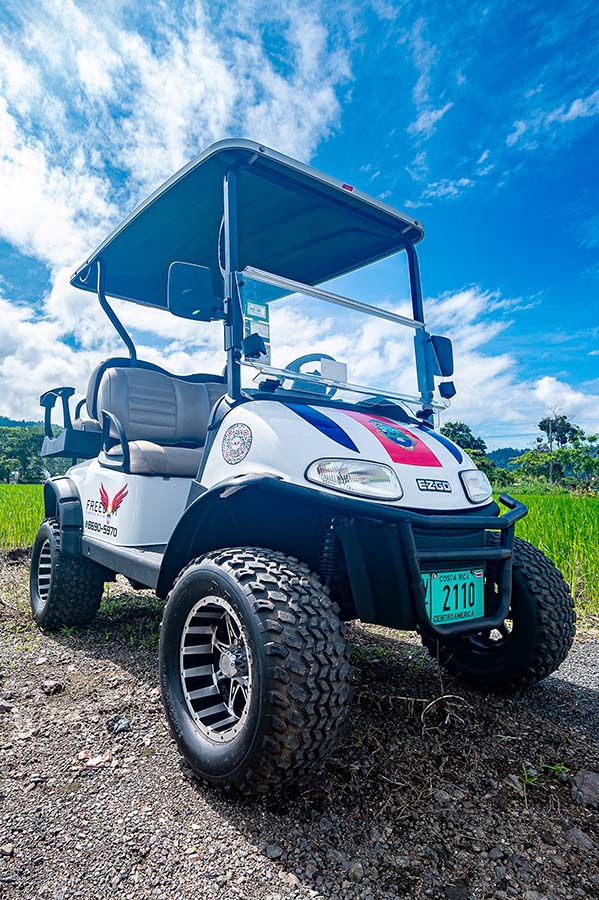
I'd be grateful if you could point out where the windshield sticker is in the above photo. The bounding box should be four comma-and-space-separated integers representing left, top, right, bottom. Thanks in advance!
343, 412, 442, 467
243, 296, 271, 363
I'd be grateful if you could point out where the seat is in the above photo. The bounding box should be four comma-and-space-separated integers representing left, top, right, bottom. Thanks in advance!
106, 441, 204, 477
81, 360, 226, 477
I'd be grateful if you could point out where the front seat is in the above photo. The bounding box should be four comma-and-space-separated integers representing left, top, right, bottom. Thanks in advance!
95, 365, 226, 477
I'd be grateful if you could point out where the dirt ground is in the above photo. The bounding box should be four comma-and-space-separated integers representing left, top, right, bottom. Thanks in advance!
1, 549, 598, 900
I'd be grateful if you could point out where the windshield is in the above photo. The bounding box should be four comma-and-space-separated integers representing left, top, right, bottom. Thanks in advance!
236, 268, 448, 414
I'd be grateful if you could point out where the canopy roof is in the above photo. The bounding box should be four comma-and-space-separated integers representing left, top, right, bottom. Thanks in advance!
70, 139, 424, 309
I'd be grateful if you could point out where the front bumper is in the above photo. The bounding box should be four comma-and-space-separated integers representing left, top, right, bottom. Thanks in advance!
168, 473, 527, 637
329, 492, 527, 637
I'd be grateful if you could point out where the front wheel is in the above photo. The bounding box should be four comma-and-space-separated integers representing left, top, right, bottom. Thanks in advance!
421, 536, 576, 693
159, 548, 351, 795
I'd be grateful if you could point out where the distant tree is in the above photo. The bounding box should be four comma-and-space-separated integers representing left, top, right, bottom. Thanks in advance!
440, 421, 487, 454
511, 448, 564, 482
556, 434, 599, 491
466, 449, 497, 478
487, 447, 526, 471
538, 414, 583, 450
0, 426, 68, 483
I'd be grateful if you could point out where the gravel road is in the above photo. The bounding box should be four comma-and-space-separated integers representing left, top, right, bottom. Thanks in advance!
1, 552, 598, 900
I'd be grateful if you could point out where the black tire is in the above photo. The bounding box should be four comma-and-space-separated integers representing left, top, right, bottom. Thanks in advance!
421, 535, 576, 693
30, 519, 105, 629
159, 547, 352, 795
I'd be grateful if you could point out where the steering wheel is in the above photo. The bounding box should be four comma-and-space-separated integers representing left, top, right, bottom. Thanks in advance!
285, 353, 338, 398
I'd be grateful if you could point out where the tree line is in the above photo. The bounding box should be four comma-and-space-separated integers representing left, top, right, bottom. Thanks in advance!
0, 427, 68, 483
2, 415, 597, 492
441, 416, 599, 493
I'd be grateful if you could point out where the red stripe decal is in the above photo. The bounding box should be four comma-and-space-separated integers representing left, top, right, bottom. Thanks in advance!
343, 412, 442, 467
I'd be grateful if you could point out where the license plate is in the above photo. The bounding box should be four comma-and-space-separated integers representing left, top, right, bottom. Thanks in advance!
422, 568, 485, 626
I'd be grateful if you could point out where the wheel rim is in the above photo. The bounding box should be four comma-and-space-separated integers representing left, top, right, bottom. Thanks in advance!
179, 596, 252, 743
37, 539, 53, 608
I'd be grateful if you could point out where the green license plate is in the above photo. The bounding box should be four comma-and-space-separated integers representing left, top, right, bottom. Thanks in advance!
423, 568, 485, 626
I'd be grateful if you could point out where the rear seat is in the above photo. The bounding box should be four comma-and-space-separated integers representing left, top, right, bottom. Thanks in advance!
76, 361, 226, 478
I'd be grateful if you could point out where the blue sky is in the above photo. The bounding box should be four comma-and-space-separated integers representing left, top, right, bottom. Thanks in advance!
0, 0, 597, 446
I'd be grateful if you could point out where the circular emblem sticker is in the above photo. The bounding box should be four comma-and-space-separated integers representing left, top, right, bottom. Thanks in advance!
222, 423, 252, 464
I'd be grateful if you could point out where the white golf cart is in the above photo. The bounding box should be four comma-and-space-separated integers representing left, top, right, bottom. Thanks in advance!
30, 140, 575, 795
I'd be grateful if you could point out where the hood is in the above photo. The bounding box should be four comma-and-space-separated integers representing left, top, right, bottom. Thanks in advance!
203, 400, 488, 512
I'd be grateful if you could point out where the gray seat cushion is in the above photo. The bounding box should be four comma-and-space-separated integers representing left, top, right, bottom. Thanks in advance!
73, 415, 101, 433
107, 441, 204, 477
96, 367, 225, 446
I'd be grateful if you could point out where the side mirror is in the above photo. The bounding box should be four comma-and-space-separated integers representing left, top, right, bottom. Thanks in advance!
439, 380, 456, 399
431, 335, 454, 377
167, 262, 224, 322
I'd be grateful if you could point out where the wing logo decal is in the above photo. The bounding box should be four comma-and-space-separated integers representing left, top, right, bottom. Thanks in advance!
99, 483, 128, 519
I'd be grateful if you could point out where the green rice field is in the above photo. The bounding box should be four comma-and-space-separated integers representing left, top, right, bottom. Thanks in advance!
0, 483, 597, 612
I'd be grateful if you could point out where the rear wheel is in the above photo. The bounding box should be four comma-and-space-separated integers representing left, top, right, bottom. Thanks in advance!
30, 519, 106, 629
421, 536, 576, 693
159, 548, 352, 795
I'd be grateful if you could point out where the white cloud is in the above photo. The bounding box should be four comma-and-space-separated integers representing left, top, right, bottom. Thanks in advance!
0, 1, 351, 273
507, 88, 599, 148
405, 19, 454, 141
2, 274, 597, 446
408, 102, 453, 138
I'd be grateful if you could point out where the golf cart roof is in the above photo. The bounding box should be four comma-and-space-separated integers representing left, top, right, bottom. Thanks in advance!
70, 139, 424, 309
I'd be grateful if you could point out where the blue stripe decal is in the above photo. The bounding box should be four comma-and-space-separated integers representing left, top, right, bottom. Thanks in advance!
419, 426, 463, 463
285, 404, 359, 452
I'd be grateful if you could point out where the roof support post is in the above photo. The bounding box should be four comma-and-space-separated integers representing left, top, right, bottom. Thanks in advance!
96, 259, 137, 361
405, 242, 435, 423
223, 169, 243, 399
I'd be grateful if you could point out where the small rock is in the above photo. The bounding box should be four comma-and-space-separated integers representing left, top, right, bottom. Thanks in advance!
35, 657, 48, 665
348, 861, 364, 883
503, 774, 525, 797
0, 844, 14, 857
0, 700, 13, 714
41, 680, 63, 696
564, 826, 596, 851
284, 873, 300, 886
489, 847, 505, 860
445, 880, 471, 900
434, 789, 452, 803
495, 866, 507, 880
571, 770, 599, 808
265, 844, 283, 860
106, 715, 131, 734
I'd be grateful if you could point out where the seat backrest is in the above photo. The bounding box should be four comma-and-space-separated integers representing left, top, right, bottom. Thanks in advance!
95, 365, 225, 446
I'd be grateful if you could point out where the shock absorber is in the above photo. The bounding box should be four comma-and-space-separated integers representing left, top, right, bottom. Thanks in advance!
319, 523, 337, 587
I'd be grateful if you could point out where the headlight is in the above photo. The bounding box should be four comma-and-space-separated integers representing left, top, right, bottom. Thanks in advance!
306, 459, 403, 501
460, 469, 492, 504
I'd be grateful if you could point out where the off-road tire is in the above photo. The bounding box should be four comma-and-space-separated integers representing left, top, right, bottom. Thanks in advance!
160, 548, 352, 795
421, 535, 576, 693
30, 519, 105, 629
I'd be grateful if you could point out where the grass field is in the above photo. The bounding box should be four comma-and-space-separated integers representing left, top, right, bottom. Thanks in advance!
0, 484, 44, 550
1, 483, 597, 611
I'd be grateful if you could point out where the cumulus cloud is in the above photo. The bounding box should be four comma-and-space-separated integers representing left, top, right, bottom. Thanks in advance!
2, 272, 598, 444
0, 1, 351, 272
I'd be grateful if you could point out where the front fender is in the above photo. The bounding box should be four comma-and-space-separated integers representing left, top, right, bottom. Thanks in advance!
43, 476, 84, 556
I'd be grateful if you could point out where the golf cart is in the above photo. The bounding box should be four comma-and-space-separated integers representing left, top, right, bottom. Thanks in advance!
30, 140, 575, 795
